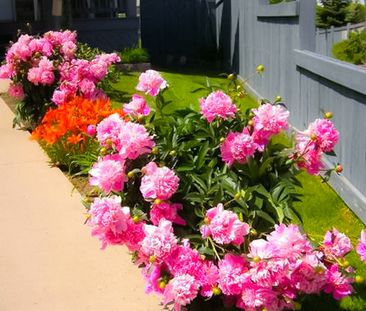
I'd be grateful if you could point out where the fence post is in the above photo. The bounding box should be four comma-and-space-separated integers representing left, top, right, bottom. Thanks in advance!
299, 0, 316, 51
125, 0, 137, 18
346, 22, 351, 38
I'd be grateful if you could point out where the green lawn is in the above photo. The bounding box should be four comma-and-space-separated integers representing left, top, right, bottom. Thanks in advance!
109, 69, 366, 310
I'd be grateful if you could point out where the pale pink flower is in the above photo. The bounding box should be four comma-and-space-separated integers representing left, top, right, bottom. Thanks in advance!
51, 89, 69, 106
79, 78, 96, 97
322, 228, 352, 258
88, 196, 130, 249
8, 83, 24, 99
136, 70, 167, 96
123, 94, 151, 117
163, 274, 199, 311
220, 131, 258, 166
96, 113, 125, 148
252, 103, 289, 141
89, 154, 127, 194
201, 203, 250, 246
248, 239, 272, 260
60, 40, 77, 59
324, 264, 353, 300
200, 91, 237, 122
29, 38, 53, 56
0, 64, 13, 78
27, 57, 54, 85
218, 253, 248, 295
141, 219, 178, 263
150, 202, 186, 226
266, 224, 312, 260
117, 121, 155, 160
306, 118, 339, 152
140, 162, 179, 201
356, 230, 366, 262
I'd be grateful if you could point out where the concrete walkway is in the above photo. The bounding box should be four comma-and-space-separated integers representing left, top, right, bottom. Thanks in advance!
0, 80, 162, 311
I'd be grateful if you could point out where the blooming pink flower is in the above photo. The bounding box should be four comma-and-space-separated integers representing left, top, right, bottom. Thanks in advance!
324, 264, 353, 300
8, 83, 24, 99
88, 196, 130, 249
357, 230, 366, 262
218, 253, 248, 295
306, 118, 339, 152
79, 78, 96, 97
51, 89, 69, 106
143, 265, 164, 295
200, 261, 219, 298
220, 131, 258, 166
266, 224, 312, 260
27, 57, 55, 85
236, 283, 278, 311
163, 274, 199, 311
248, 239, 272, 260
60, 40, 77, 59
96, 113, 125, 148
117, 121, 155, 160
136, 70, 168, 96
89, 154, 127, 194
201, 203, 250, 246
0, 64, 13, 79
140, 162, 179, 201
29, 38, 53, 56
200, 91, 237, 122
322, 228, 352, 258
123, 94, 151, 117
150, 202, 186, 226
141, 219, 178, 263
252, 104, 289, 141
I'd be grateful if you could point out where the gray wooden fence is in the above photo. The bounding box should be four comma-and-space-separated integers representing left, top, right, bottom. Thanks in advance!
316, 22, 366, 57
215, 0, 366, 222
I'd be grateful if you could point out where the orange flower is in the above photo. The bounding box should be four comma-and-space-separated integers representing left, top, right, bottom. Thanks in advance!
66, 134, 84, 145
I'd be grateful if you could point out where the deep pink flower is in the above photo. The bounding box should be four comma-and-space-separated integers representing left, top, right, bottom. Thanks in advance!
86, 124, 97, 136
79, 78, 96, 97
8, 83, 24, 99
200, 91, 237, 122
218, 253, 248, 295
220, 131, 258, 166
200, 261, 219, 298
266, 224, 312, 260
96, 113, 125, 148
324, 264, 353, 300
356, 230, 366, 262
201, 203, 250, 246
163, 274, 199, 311
60, 40, 77, 59
236, 283, 278, 311
140, 162, 179, 201
123, 94, 151, 117
252, 103, 289, 141
51, 89, 69, 106
306, 118, 339, 152
0, 64, 13, 78
322, 228, 352, 259
143, 265, 164, 295
88, 196, 130, 249
141, 219, 178, 263
150, 202, 186, 226
136, 70, 168, 96
89, 154, 127, 194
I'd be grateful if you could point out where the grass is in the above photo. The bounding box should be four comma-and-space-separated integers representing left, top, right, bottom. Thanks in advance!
108, 68, 366, 310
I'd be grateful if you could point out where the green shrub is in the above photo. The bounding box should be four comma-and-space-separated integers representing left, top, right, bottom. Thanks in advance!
332, 29, 366, 65
119, 47, 150, 64
345, 2, 366, 25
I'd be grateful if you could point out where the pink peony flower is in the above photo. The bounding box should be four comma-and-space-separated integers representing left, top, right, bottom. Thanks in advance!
96, 113, 125, 148
60, 40, 77, 59
150, 202, 186, 226
117, 121, 155, 160
140, 162, 179, 201
201, 203, 250, 246
324, 264, 353, 300
218, 253, 248, 295
357, 230, 366, 262
322, 228, 352, 258
89, 154, 127, 194
123, 94, 151, 117
200, 91, 237, 123
51, 89, 69, 106
8, 83, 24, 99
0, 64, 14, 79
236, 283, 278, 311
200, 261, 220, 298
143, 265, 164, 295
88, 196, 130, 249
220, 131, 258, 166
252, 103, 289, 141
27, 57, 55, 85
248, 239, 272, 260
163, 274, 199, 311
306, 118, 339, 152
79, 78, 96, 97
141, 219, 178, 263
136, 70, 168, 96
266, 224, 312, 260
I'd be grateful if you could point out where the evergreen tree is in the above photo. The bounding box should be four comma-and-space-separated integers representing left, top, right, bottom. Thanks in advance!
316, 0, 352, 29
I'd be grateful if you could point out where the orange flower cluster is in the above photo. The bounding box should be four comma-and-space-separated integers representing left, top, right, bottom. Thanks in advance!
31, 96, 125, 145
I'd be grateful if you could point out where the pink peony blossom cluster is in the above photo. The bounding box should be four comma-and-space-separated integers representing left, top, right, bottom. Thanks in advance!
8, 83, 24, 99
200, 91, 237, 123
140, 162, 180, 201
357, 230, 366, 262
294, 118, 339, 175
0, 30, 119, 106
136, 70, 168, 96
221, 104, 289, 166
201, 203, 250, 245
123, 94, 151, 117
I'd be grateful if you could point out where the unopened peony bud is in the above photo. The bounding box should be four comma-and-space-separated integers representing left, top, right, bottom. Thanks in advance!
234, 192, 241, 200
169, 150, 177, 157
250, 228, 258, 236
132, 215, 140, 223
324, 111, 333, 119
355, 275, 365, 283
294, 302, 302, 310
212, 286, 222, 295
253, 256, 261, 263
256, 64, 264, 73
228, 73, 236, 81
127, 171, 135, 179
310, 133, 317, 141
152, 147, 159, 155
158, 280, 166, 289
149, 255, 156, 263
335, 164, 343, 173
275, 95, 282, 102
154, 199, 162, 205
204, 217, 210, 224
100, 147, 108, 155
248, 120, 254, 127
86, 124, 96, 136
220, 137, 225, 143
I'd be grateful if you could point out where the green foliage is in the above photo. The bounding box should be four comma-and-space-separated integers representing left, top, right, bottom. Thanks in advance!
75, 42, 103, 61
332, 29, 366, 64
345, 2, 366, 24
268, 0, 292, 4
119, 47, 150, 64
316, 0, 352, 29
